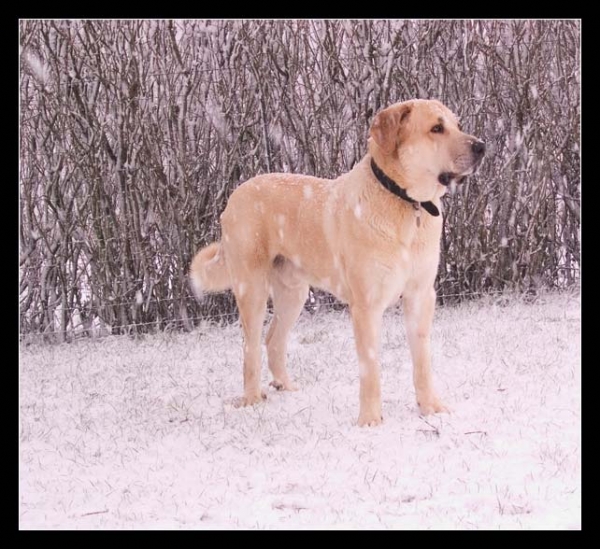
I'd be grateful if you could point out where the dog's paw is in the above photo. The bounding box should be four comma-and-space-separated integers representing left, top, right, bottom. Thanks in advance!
269, 379, 299, 392
417, 396, 450, 416
232, 391, 267, 408
357, 411, 383, 427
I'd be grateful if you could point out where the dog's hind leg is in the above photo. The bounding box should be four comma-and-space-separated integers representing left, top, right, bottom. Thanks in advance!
266, 261, 308, 391
232, 271, 270, 407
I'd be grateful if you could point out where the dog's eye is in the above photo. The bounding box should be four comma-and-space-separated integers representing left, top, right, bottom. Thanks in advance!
431, 124, 444, 134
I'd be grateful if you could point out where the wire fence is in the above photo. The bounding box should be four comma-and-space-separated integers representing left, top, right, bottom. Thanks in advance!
19, 285, 581, 345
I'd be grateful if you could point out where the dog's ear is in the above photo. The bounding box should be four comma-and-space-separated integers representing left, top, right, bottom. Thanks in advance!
369, 105, 412, 155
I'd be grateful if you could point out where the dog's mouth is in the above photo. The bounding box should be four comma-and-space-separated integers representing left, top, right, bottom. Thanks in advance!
438, 172, 471, 186
438, 172, 458, 186
438, 157, 484, 187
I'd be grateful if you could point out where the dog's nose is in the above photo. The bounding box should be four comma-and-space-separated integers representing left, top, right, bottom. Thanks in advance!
472, 140, 486, 157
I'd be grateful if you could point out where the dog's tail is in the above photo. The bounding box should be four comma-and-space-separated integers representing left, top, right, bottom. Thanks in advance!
189, 242, 231, 299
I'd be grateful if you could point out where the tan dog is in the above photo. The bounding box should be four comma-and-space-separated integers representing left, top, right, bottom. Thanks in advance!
190, 99, 485, 426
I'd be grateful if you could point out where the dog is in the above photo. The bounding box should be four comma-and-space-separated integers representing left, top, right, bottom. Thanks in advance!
190, 99, 485, 426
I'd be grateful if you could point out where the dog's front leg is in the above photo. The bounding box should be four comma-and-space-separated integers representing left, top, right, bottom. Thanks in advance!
350, 304, 384, 427
403, 288, 449, 415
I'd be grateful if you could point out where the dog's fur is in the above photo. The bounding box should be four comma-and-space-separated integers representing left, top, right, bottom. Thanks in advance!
190, 99, 485, 426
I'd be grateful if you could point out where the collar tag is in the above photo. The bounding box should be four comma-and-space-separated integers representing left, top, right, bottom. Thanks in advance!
413, 203, 422, 228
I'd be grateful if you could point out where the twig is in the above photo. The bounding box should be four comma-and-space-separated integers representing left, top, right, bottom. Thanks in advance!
419, 418, 440, 436
80, 509, 109, 517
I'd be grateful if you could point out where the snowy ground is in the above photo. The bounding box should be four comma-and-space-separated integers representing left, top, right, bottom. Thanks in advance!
19, 291, 581, 530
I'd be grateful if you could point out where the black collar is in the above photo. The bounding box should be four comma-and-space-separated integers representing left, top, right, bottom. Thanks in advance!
370, 158, 440, 217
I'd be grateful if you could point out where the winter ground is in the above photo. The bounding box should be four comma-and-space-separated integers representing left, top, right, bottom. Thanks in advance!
19, 291, 581, 530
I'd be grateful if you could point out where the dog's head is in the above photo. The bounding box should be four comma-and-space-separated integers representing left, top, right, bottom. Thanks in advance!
369, 99, 485, 202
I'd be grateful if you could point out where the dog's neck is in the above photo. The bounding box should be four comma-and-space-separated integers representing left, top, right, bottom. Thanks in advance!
370, 158, 440, 218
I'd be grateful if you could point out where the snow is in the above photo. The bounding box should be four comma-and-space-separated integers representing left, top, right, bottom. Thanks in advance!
19, 291, 580, 530
268, 125, 284, 148
204, 97, 227, 139
530, 85, 538, 100
24, 52, 49, 85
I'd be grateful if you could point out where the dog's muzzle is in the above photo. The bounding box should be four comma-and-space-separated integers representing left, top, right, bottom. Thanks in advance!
438, 139, 486, 186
